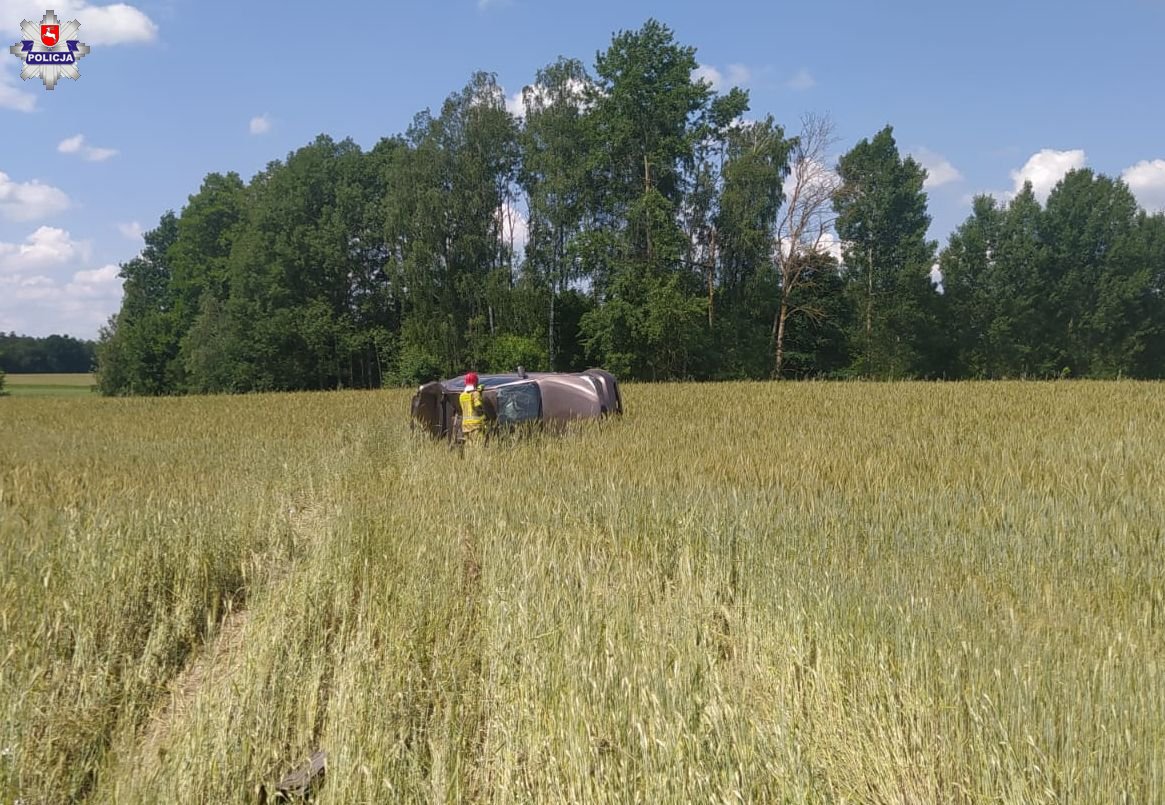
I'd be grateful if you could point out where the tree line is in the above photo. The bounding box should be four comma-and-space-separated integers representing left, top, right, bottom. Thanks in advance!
0, 333, 96, 374
95, 19, 1165, 395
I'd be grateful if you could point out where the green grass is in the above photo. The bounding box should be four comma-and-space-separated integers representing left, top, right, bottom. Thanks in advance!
3, 373, 96, 397
1, 382, 1162, 803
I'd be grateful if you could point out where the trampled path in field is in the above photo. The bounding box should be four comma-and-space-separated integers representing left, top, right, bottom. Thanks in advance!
123, 492, 344, 791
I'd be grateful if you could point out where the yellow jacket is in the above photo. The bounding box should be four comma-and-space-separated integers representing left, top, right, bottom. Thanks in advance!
459, 388, 485, 433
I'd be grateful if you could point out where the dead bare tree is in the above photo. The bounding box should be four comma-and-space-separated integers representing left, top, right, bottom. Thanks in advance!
772, 112, 842, 378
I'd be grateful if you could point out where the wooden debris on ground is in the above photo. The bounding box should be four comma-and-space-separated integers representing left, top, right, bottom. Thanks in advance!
258, 750, 327, 803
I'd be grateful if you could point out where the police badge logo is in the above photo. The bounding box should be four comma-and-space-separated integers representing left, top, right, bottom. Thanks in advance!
9, 9, 90, 91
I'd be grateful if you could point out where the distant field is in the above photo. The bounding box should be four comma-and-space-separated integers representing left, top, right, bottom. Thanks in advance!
3, 373, 96, 396
1, 382, 1162, 803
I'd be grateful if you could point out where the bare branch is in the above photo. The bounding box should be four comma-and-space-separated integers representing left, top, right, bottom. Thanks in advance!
776, 112, 842, 272
788, 303, 826, 323
772, 112, 843, 377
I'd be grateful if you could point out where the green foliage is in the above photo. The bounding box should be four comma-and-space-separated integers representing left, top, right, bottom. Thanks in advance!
519, 57, 593, 370
779, 253, 854, 377
483, 333, 548, 374
0, 367, 6, 396
834, 126, 943, 378
939, 175, 1165, 379
591, 18, 714, 207
1039, 170, 1151, 377
169, 172, 248, 331
714, 118, 796, 377
181, 292, 246, 394
549, 289, 594, 372
96, 213, 181, 396
0, 333, 95, 373
385, 73, 520, 379
717, 118, 792, 292
92, 21, 1165, 394
390, 342, 443, 387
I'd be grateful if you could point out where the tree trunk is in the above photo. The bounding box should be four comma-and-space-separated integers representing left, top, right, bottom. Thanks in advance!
775, 296, 789, 378
706, 229, 717, 328
549, 228, 563, 371
548, 281, 556, 372
644, 154, 653, 260
865, 245, 874, 374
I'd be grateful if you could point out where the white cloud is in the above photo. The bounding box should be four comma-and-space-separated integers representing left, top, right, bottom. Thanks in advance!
1009, 148, 1086, 203
0, 226, 91, 273
0, 274, 57, 303
0, 1, 157, 45
911, 147, 963, 189
68, 263, 121, 292
816, 231, 844, 262
694, 63, 753, 92
726, 64, 751, 86
1121, 159, 1165, 213
504, 78, 593, 120
505, 89, 525, 118
477, 0, 512, 9
0, 71, 36, 112
58, 133, 119, 162
57, 134, 85, 154
249, 114, 272, 135
694, 64, 723, 91
930, 263, 943, 291
497, 201, 527, 255
0, 172, 71, 222
117, 221, 143, 240
469, 83, 505, 112
0, 224, 121, 337
786, 68, 816, 91
67, 2, 156, 44
0, 263, 122, 337
782, 158, 841, 207
777, 231, 844, 265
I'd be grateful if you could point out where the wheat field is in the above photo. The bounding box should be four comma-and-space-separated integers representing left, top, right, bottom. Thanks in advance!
1, 382, 1162, 803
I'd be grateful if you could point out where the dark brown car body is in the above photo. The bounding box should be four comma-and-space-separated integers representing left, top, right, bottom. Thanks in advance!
410, 368, 623, 441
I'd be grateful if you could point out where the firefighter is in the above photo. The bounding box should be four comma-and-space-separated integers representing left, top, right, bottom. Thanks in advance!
459, 371, 486, 451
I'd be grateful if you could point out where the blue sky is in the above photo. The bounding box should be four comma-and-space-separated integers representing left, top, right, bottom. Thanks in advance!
2, 0, 1164, 338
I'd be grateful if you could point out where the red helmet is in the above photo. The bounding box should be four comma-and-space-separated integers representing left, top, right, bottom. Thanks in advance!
465, 371, 479, 388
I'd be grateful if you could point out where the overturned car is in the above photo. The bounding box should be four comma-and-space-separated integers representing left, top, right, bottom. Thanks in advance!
411, 368, 623, 441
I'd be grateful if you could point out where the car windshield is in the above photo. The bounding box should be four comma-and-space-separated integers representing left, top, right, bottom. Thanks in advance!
496, 382, 541, 425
